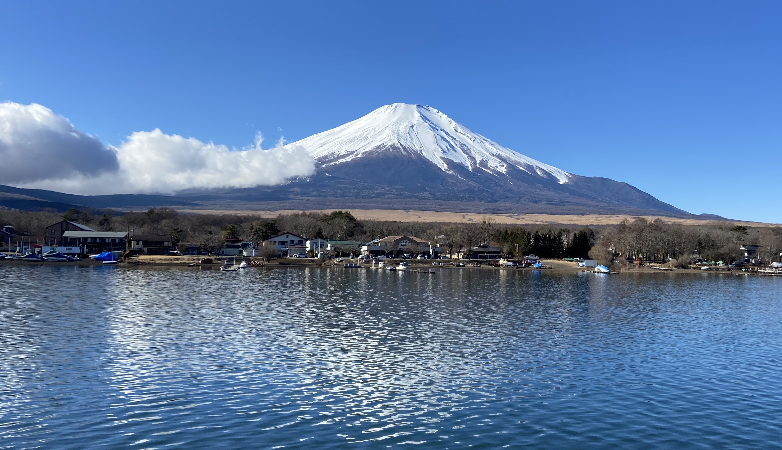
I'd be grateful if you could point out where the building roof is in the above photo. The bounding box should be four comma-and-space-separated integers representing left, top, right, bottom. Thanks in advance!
68, 221, 95, 232
48, 220, 95, 232
469, 245, 502, 252
377, 235, 427, 243
63, 231, 128, 238
265, 232, 305, 241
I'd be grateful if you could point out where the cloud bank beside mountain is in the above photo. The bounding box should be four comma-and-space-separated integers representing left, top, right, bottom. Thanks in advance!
0, 102, 315, 195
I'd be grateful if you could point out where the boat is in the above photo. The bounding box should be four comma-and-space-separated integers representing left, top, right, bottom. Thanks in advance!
15, 253, 44, 261
594, 265, 610, 273
221, 258, 245, 271
92, 252, 119, 262
43, 251, 73, 262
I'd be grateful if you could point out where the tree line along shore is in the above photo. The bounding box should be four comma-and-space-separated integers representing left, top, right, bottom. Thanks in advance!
1, 207, 780, 270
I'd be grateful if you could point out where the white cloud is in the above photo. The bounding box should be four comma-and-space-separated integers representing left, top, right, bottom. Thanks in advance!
0, 102, 316, 194
0, 102, 119, 184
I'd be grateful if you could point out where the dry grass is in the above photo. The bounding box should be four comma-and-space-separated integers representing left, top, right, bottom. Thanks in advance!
178, 208, 776, 227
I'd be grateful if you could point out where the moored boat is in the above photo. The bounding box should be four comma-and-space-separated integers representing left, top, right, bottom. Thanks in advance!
43, 251, 73, 262
594, 265, 610, 273
15, 253, 44, 261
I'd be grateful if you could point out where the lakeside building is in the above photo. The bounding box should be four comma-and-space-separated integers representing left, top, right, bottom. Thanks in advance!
307, 238, 329, 255
328, 240, 364, 256
45, 220, 95, 247
62, 231, 128, 255
457, 244, 503, 260
369, 236, 432, 257
130, 235, 175, 255
218, 236, 256, 256
1, 225, 21, 252
262, 233, 306, 257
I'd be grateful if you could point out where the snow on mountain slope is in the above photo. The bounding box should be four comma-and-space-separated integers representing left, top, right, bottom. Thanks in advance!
287, 103, 571, 184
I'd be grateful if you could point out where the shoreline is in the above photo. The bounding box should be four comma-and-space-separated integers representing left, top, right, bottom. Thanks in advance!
3, 255, 777, 276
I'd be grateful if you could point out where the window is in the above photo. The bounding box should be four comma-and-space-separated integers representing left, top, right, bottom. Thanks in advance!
50, 230, 55, 235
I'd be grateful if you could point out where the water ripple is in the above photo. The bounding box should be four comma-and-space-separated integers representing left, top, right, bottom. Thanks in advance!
0, 265, 781, 448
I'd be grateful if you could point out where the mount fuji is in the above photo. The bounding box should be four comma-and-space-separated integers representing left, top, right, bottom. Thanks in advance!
0, 103, 698, 216
200, 103, 686, 216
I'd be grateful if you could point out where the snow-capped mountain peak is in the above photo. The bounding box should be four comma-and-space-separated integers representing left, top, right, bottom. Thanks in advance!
288, 103, 571, 184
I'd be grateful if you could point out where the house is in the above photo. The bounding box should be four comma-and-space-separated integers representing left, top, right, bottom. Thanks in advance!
130, 234, 174, 255
307, 238, 329, 255
457, 244, 503, 260
740, 244, 762, 264
1, 225, 18, 251
218, 236, 251, 256
361, 242, 383, 256
328, 240, 365, 256
2, 225, 37, 253
45, 220, 95, 247
262, 233, 306, 257
62, 231, 128, 255
372, 236, 431, 257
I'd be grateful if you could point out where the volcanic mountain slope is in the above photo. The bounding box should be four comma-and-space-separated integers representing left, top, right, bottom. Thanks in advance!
204, 103, 687, 216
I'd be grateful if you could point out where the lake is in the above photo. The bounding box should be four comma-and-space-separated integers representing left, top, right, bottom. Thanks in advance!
1, 265, 781, 449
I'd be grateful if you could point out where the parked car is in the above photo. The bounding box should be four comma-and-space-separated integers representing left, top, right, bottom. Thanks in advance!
292, 253, 307, 258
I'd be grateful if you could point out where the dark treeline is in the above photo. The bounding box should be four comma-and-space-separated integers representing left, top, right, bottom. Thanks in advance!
594, 218, 782, 266
1, 208, 780, 265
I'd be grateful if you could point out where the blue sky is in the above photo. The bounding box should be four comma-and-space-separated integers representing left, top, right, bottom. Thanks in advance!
1, 1, 780, 222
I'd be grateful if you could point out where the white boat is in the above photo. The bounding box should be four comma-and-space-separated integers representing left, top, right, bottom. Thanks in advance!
221, 258, 246, 271
15, 253, 44, 261
594, 265, 610, 273
43, 251, 72, 262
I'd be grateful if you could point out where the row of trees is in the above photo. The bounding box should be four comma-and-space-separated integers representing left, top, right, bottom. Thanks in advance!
2, 207, 780, 264
593, 218, 782, 266
498, 228, 593, 259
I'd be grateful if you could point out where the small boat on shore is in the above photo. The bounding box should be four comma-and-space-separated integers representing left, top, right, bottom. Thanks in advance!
15, 253, 44, 261
594, 265, 610, 273
221, 259, 247, 271
43, 251, 74, 262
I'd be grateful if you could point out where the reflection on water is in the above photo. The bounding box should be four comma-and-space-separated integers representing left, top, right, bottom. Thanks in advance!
1, 265, 781, 449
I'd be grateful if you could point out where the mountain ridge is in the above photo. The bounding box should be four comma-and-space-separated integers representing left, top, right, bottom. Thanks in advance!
1, 103, 698, 218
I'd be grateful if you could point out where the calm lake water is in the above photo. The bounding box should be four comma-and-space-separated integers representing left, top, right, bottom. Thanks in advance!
1, 264, 781, 449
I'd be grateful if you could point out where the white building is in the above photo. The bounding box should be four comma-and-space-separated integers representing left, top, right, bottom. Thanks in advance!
262, 233, 306, 257
307, 238, 329, 254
